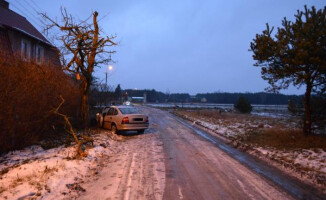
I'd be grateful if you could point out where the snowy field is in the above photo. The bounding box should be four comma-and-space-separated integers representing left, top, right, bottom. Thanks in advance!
147, 103, 290, 118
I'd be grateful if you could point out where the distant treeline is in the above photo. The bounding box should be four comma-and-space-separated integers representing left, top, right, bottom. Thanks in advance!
196, 92, 302, 105
123, 89, 302, 105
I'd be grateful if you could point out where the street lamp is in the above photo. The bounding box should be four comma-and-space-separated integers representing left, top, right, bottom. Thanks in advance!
106, 65, 113, 85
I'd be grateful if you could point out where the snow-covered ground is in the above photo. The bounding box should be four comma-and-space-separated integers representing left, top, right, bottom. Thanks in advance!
148, 103, 290, 118
252, 147, 326, 186
0, 124, 166, 200
173, 110, 326, 189
0, 131, 118, 200
175, 110, 292, 138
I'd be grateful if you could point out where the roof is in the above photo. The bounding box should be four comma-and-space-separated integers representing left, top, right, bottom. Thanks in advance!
0, 6, 51, 46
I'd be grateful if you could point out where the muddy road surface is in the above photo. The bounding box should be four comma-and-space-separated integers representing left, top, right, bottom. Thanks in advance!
79, 107, 323, 200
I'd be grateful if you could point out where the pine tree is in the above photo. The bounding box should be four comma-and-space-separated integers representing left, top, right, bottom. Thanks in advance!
250, 5, 326, 134
114, 84, 122, 102
234, 96, 252, 113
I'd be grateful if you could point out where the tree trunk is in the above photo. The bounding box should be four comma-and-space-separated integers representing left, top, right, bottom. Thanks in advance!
80, 81, 90, 128
303, 83, 312, 135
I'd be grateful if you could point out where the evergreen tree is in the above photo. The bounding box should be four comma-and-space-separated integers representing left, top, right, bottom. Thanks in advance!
234, 96, 252, 113
114, 84, 122, 102
250, 5, 326, 134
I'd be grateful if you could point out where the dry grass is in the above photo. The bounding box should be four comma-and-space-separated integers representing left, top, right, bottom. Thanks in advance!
9, 173, 24, 189
244, 128, 326, 150
176, 109, 297, 128
175, 109, 300, 138
176, 109, 326, 150
1, 162, 65, 196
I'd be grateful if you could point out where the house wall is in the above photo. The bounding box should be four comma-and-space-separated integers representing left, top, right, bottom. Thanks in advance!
5, 27, 60, 66
0, 26, 11, 56
6, 28, 22, 55
44, 45, 60, 66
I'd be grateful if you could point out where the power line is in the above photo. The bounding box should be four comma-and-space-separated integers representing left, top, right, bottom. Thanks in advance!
5, 0, 52, 43
14, 0, 42, 24
20, 0, 47, 27
22, 0, 40, 14
10, 2, 42, 28
30, 0, 43, 13
8, 1, 53, 42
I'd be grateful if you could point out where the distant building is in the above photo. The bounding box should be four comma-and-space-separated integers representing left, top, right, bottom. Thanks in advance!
143, 92, 147, 103
130, 92, 147, 104
131, 97, 144, 103
0, 0, 59, 65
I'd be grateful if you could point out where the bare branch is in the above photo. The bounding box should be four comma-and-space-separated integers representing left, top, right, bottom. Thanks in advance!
41, 8, 117, 127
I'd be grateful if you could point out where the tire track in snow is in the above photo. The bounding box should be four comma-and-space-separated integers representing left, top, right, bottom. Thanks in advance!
124, 153, 137, 200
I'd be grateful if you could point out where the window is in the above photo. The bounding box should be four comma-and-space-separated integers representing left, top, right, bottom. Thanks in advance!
108, 108, 115, 115
35, 45, 44, 64
102, 108, 110, 114
114, 109, 118, 115
21, 39, 31, 60
119, 107, 140, 114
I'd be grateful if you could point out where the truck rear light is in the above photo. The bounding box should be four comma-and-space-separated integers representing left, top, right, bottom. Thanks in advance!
121, 117, 129, 124
145, 116, 149, 123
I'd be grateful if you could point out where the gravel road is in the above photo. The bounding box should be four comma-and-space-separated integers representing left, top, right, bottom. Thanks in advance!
78, 107, 324, 200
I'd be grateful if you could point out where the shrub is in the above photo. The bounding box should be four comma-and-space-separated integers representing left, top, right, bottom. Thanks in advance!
0, 56, 81, 153
234, 96, 252, 113
287, 99, 297, 115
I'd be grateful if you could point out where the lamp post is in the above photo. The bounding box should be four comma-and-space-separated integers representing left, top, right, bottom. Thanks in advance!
104, 65, 113, 106
106, 65, 113, 86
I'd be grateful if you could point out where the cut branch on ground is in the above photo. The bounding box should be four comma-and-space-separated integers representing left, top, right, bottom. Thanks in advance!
51, 96, 92, 158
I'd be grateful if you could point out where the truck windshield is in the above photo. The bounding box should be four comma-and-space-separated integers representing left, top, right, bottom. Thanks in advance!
119, 107, 140, 114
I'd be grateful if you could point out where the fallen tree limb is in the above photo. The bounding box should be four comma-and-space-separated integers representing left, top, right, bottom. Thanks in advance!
51, 95, 88, 158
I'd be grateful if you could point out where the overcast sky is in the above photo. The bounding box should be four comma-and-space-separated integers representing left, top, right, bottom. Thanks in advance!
7, 0, 325, 95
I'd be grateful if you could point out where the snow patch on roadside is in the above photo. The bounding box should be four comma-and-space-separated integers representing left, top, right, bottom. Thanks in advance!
254, 147, 326, 174
187, 115, 244, 137
253, 147, 326, 190
0, 132, 115, 200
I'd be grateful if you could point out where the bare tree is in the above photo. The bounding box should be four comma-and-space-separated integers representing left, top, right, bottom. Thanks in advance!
42, 8, 117, 127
